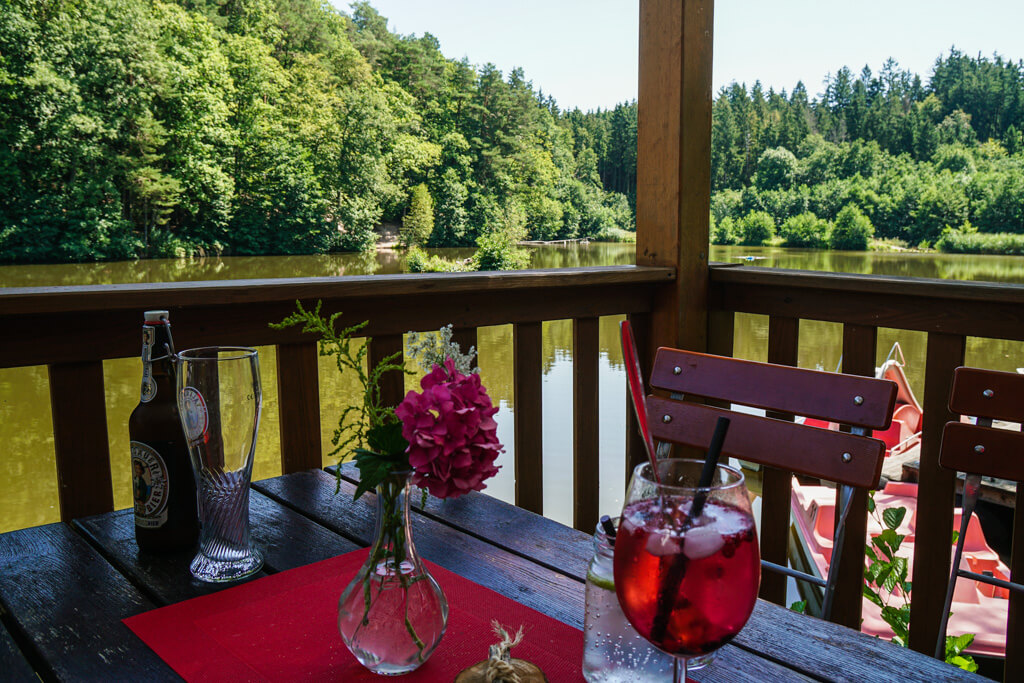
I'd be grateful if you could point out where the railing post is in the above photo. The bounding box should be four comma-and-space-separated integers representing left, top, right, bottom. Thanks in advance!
908, 333, 965, 655
831, 323, 877, 629
513, 322, 544, 515
48, 361, 114, 520
636, 0, 714, 353
276, 341, 322, 473
759, 316, 800, 606
573, 316, 600, 532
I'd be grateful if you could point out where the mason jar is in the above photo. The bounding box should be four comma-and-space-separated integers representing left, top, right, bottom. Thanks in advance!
583, 518, 677, 682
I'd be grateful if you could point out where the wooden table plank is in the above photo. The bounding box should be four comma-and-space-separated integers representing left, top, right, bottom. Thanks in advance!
254, 470, 586, 629
0, 522, 177, 681
333, 463, 593, 579
73, 490, 359, 607
0, 620, 37, 682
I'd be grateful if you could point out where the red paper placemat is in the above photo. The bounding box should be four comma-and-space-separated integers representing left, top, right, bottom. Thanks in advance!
125, 548, 585, 682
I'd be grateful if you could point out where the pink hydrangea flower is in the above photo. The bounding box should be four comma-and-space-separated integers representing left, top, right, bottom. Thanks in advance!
395, 358, 503, 498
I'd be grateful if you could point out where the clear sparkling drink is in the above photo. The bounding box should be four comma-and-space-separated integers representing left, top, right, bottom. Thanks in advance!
583, 519, 674, 682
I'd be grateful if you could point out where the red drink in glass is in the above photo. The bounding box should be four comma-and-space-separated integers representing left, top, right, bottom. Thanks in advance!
614, 496, 760, 656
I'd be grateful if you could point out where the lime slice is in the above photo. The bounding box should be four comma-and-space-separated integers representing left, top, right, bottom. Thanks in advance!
587, 570, 615, 592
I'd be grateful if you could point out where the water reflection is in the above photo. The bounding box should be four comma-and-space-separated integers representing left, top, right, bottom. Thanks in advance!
4, 243, 1024, 532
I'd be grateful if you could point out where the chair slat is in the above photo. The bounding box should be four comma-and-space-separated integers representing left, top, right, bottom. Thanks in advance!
948, 367, 1024, 421
48, 361, 114, 520
625, 313, 654, 477
276, 342, 322, 473
573, 317, 600, 533
651, 348, 896, 430
647, 398, 885, 489
940, 422, 1024, 481
514, 322, 543, 515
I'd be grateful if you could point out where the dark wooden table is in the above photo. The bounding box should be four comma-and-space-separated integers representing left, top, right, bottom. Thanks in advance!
0, 466, 983, 682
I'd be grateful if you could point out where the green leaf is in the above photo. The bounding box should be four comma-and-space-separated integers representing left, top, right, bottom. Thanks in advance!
880, 605, 910, 642
882, 506, 907, 530
789, 600, 807, 614
866, 493, 876, 513
948, 655, 978, 673
951, 529, 960, 545
352, 448, 394, 500
864, 545, 879, 562
862, 585, 884, 607
946, 633, 975, 657
366, 421, 409, 458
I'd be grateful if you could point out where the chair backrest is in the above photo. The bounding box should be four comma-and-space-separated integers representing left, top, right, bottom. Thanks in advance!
935, 367, 1024, 676
646, 347, 897, 623
941, 367, 1024, 482
649, 348, 897, 487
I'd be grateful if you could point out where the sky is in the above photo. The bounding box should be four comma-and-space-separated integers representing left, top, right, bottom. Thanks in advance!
339, 1, 1024, 112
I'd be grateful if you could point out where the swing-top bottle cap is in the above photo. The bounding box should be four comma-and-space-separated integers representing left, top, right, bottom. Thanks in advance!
143, 310, 170, 323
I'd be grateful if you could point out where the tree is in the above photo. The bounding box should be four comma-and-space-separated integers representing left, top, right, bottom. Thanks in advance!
737, 211, 775, 245
401, 183, 434, 247
754, 147, 798, 190
831, 205, 874, 250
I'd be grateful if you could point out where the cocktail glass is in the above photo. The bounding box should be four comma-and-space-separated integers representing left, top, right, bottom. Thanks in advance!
614, 459, 760, 681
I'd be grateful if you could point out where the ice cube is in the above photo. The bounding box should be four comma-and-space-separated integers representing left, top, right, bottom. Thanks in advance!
683, 524, 725, 560
645, 529, 683, 557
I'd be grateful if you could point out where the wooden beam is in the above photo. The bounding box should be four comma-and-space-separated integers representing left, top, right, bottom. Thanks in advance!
636, 0, 715, 352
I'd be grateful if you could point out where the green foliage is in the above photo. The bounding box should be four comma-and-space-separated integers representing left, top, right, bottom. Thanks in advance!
831, 205, 874, 250
405, 246, 472, 272
936, 229, 1024, 255
712, 216, 740, 245
864, 492, 978, 672
270, 300, 408, 462
755, 147, 798, 190
780, 212, 830, 248
0, 0, 634, 263
737, 211, 776, 246
473, 206, 531, 271
400, 183, 435, 247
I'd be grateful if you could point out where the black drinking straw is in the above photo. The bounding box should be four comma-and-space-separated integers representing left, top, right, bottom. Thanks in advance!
600, 515, 617, 546
649, 416, 731, 645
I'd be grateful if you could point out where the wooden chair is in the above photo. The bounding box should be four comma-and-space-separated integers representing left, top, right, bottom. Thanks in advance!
936, 367, 1024, 676
647, 347, 897, 622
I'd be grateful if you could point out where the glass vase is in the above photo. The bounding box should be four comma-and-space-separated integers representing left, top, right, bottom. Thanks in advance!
338, 471, 448, 675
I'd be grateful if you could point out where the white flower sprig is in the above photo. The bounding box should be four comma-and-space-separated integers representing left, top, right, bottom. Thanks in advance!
406, 324, 479, 376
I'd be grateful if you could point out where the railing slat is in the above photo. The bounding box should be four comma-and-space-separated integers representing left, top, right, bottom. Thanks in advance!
830, 323, 877, 630
573, 317, 600, 533
908, 332, 965, 654
276, 342, 322, 473
759, 315, 799, 606
450, 327, 478, 364
48, 361, 114, 520
367, 334, 405, 412
1008, 482, 1024, 682
513, 322, 543, 515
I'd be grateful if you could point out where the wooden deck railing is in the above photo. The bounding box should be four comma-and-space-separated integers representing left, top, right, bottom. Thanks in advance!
706, 263, 1024, 676
0, 265, 673, 537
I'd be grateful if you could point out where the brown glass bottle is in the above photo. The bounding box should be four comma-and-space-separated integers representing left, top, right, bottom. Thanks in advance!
128, 310, 199, 551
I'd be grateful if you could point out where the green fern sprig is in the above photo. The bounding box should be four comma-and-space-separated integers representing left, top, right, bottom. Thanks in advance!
270, 300, 407, 461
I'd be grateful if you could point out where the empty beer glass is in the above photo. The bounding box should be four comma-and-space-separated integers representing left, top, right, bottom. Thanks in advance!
177, 346, 264, 582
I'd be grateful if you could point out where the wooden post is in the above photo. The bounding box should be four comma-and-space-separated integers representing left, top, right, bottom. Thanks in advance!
276, 341, 322, 473
636, 0, 714, 353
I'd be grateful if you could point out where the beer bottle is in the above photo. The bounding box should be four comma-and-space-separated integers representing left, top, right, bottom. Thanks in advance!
129, 310, 199, 551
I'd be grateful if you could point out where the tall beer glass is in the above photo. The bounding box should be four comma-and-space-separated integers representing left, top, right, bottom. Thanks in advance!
177, 346, 264, 582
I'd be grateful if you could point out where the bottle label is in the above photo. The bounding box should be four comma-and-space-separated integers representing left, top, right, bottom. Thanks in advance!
140, 326, 156, 403
179, 387, 209, 444
131, 441, 169, 528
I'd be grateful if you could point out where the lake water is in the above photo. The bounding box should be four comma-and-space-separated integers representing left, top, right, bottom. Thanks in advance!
3, 244, 1024, 533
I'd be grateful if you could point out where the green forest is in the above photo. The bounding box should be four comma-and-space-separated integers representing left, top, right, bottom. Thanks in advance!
3, 1, 1024, 263
0, 0, 633, 263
